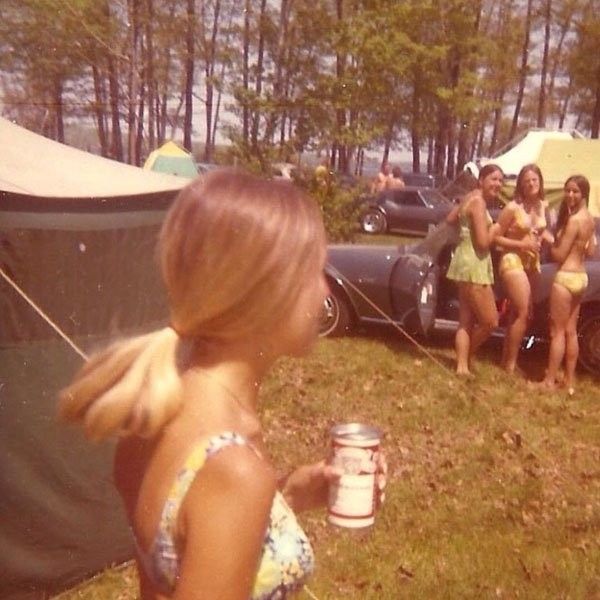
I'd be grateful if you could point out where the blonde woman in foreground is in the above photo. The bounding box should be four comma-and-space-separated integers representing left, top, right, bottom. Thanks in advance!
539, 175, 597, 394
445, 164, 505, 376
59, 171, 373, 599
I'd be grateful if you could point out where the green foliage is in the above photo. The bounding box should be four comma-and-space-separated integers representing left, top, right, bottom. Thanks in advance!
296, 171, 359, 243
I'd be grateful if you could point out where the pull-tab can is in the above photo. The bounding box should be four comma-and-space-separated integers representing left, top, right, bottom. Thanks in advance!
328, 423, 381, 528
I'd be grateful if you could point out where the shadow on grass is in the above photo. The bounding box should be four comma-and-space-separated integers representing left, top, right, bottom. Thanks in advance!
346, 322, 552, 382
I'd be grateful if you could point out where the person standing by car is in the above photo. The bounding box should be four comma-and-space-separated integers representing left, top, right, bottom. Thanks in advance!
58, 171, 353, 599
494, 164, 554, 375
371, 161, 392, 193
538, 175, 597, 394
445, 164, 504, 376
387, 166, 405, 190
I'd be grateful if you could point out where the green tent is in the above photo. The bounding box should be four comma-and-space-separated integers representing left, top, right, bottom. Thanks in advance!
143, 140, 198, 179
0, 117, 188, 599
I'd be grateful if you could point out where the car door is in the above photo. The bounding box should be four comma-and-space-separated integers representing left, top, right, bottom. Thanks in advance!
388, 252, 439, 335
388, 190, 430, 234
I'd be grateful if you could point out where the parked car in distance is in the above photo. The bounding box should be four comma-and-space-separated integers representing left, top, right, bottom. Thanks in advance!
320, 221, 600, 376
271, 162, 297, 180
358, 186, 454, 236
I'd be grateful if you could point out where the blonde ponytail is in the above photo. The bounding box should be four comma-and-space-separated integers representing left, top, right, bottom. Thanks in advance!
58, 327, 182, 441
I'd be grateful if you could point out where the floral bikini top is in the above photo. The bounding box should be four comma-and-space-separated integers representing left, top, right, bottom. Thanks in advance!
135, 432, 315, 599
505, 200, 546, 239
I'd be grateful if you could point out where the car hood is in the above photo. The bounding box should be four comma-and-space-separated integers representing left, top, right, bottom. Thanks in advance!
326, 244, 402, 282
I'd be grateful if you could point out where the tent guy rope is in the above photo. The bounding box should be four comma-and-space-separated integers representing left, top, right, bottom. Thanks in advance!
0, 266, 88, 361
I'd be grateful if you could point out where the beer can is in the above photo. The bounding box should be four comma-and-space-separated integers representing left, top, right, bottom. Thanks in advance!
328, 422, 381, 528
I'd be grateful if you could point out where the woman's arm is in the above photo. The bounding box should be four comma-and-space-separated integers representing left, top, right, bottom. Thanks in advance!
445, 203, 460, 226
468, 194, 496, 252
550, 218, 578, 264
174, 446, 276, 600
586, 232, 598, 258
493, 203, 539, 252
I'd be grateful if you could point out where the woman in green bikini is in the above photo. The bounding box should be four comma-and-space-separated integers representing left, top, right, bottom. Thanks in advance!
539, 175, 597, 394
446, 164, 504, 375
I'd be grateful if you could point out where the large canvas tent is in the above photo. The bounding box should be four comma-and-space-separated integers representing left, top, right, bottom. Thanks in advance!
502, 138, 600, 217
0, 117, 188, 599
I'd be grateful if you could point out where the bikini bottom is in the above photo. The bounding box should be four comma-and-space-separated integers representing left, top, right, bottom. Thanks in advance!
499, 251, 539, 275
554, 270, 588, 296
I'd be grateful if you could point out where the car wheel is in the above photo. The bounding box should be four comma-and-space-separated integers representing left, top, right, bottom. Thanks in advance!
360, 210, 387, 234
319, 287, 353, 337
578, 310, 600, 376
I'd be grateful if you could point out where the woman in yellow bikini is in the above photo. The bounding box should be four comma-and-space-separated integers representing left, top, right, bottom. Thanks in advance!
540, 175, 597, 393
446, 164, 504, 375
494, 164, 554, 374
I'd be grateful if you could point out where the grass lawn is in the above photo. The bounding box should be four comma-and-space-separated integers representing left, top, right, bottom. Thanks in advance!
52, 328, 600, 599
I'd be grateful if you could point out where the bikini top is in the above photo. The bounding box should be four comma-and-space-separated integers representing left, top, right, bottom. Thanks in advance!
135, 431, 315, 599
505, 200, 546, 238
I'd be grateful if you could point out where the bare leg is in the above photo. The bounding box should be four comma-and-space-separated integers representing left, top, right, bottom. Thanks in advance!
455, 284, 474, 375
543, 283, 571, 388
500, 270, 531, 373
465, 284, 498, 366
564, 297, 582, 392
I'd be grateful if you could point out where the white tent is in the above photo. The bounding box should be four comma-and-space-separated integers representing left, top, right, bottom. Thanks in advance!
464, 129, 583, 179
0, 117, 188, 197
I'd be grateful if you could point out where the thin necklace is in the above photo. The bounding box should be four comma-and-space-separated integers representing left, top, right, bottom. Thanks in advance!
196, 368, 258, 416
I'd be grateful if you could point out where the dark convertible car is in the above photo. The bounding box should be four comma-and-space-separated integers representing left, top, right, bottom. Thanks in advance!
321, 222, 600, 376
359, 187, 454, 235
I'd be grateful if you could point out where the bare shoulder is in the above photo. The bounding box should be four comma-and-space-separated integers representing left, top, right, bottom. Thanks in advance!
186, 442, 276, 508
465, 190, 485, 213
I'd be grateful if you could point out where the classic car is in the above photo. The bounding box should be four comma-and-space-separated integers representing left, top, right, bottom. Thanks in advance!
358, 187, 455, 236
320, 222, 600, 376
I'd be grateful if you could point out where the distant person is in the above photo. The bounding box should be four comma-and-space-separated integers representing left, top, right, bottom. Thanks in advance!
445, 164, 505, 376
59, 171, 375, 599
537, 175, 597, 394
387, 166, 405, 190
371, 162, 391, 194
494, 164, 554, 375
314, 157, 331, 188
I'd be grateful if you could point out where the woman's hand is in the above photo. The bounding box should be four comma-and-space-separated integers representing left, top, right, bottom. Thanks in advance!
521, 234, 541, 253
280, 452, 388, 514
539, 229, 555, 245
279, 461, 342, 513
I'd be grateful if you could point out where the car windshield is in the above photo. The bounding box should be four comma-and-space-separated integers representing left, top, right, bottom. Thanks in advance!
421, 189, 450, 207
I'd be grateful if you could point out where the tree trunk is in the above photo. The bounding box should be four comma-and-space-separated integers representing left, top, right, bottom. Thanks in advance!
591, 66, 600, 138
92, 64, 109, 156
510, 0, 533, 139
558, 74, 573, 129
54, 77, 64, 143
127, 0, 141, 165
251, 0, 268, 152
242, 0, 251, 145
108, 55, 124, 161
335, 0, 348, 173
203, 0, 221, 161
145, 0, 156, 150
536, 0, 551, 127
183, 0, 195, 152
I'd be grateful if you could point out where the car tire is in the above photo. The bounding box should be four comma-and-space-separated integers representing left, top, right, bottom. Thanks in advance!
360, 209, 387, 234
578, 309, 600, 376
319, 287, 353, 337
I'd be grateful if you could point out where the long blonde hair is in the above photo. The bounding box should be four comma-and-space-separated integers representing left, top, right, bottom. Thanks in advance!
59, 170, 326, 440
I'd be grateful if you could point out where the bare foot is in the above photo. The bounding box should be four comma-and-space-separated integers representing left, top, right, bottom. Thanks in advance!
456, 368, 474, 378
527, 379, 556, 391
